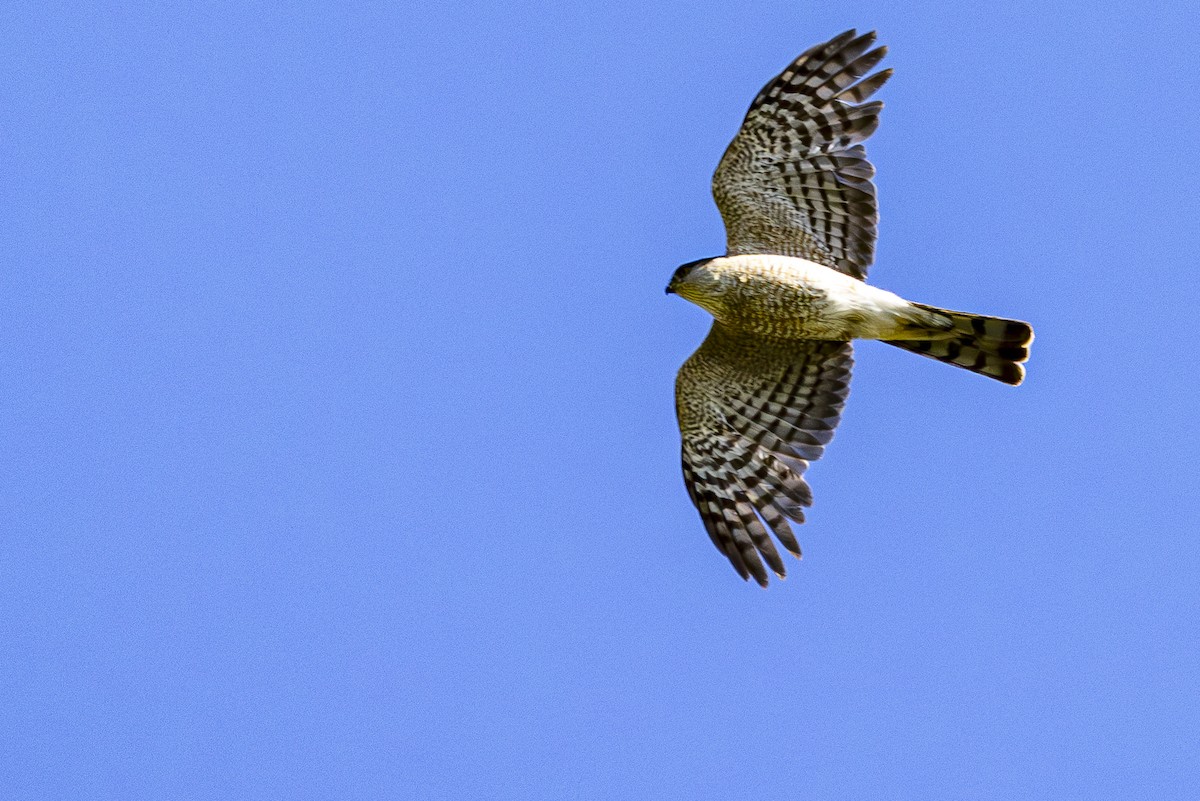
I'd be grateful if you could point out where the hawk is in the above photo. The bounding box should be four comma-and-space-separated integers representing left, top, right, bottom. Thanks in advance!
668, 30, 1033, 586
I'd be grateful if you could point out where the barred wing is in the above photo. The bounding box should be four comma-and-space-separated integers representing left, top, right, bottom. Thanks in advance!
713, 29, 891, 279
675, 325, 853, 586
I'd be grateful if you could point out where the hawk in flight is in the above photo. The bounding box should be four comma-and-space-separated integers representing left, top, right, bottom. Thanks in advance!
668, 30, 1033, 586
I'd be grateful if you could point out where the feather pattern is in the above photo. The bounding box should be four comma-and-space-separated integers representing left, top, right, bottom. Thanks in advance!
676, 325, 852, 585
671, 31, 1032, 586
713, 29, 890, 279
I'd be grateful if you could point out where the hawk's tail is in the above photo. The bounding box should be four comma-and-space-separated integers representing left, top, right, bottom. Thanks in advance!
884, 304, 1034, 386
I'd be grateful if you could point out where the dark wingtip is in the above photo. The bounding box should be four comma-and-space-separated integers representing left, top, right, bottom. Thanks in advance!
847, 30, 877, 48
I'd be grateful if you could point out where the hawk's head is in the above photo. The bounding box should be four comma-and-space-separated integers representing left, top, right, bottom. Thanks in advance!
665, 256, 734, 316
666, 258, 718, 296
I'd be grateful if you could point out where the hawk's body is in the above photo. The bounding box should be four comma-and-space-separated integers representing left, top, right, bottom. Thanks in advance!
669, 30, 1033, 586
672, 254, 931, 341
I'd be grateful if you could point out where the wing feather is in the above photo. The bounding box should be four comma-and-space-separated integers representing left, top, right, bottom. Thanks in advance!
713, 29, 890, 278
675, 324, 853, 585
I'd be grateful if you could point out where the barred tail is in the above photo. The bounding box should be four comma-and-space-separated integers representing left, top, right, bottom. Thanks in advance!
884, 303, 1034, 386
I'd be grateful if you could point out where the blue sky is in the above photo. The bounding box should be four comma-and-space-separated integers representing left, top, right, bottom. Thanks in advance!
5, 1, 1200, 798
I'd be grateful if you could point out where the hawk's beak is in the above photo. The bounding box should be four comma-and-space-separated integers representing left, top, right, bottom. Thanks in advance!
665, 282, 676, 295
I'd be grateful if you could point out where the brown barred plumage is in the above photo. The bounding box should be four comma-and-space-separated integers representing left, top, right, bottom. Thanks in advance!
670, 31, 1033, 586
676, 329, 851, 586
884, 305, 1034, 386
714, 29, 890, 279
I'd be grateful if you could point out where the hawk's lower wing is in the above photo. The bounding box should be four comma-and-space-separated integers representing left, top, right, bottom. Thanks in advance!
675, 324, 853, 586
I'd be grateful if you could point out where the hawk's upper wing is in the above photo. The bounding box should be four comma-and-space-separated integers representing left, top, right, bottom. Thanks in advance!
676, 324, 853, 586
713, 29, 891, 279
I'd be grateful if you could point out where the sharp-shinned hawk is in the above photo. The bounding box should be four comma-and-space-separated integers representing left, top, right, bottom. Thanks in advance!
667, 30, 1033, 586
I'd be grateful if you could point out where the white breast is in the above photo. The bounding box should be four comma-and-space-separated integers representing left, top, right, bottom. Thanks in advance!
717, 254, 913, 340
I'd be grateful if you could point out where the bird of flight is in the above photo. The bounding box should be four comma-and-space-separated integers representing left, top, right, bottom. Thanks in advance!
667, 30, 1033, 587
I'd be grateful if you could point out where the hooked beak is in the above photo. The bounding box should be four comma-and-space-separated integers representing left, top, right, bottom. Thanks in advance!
665, 281, 676, 295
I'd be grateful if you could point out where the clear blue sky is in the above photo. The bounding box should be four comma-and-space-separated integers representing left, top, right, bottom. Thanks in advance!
5, 2, 1199, 798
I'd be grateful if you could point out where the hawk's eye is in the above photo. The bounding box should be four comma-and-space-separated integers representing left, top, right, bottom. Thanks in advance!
674, 258, 710, 283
